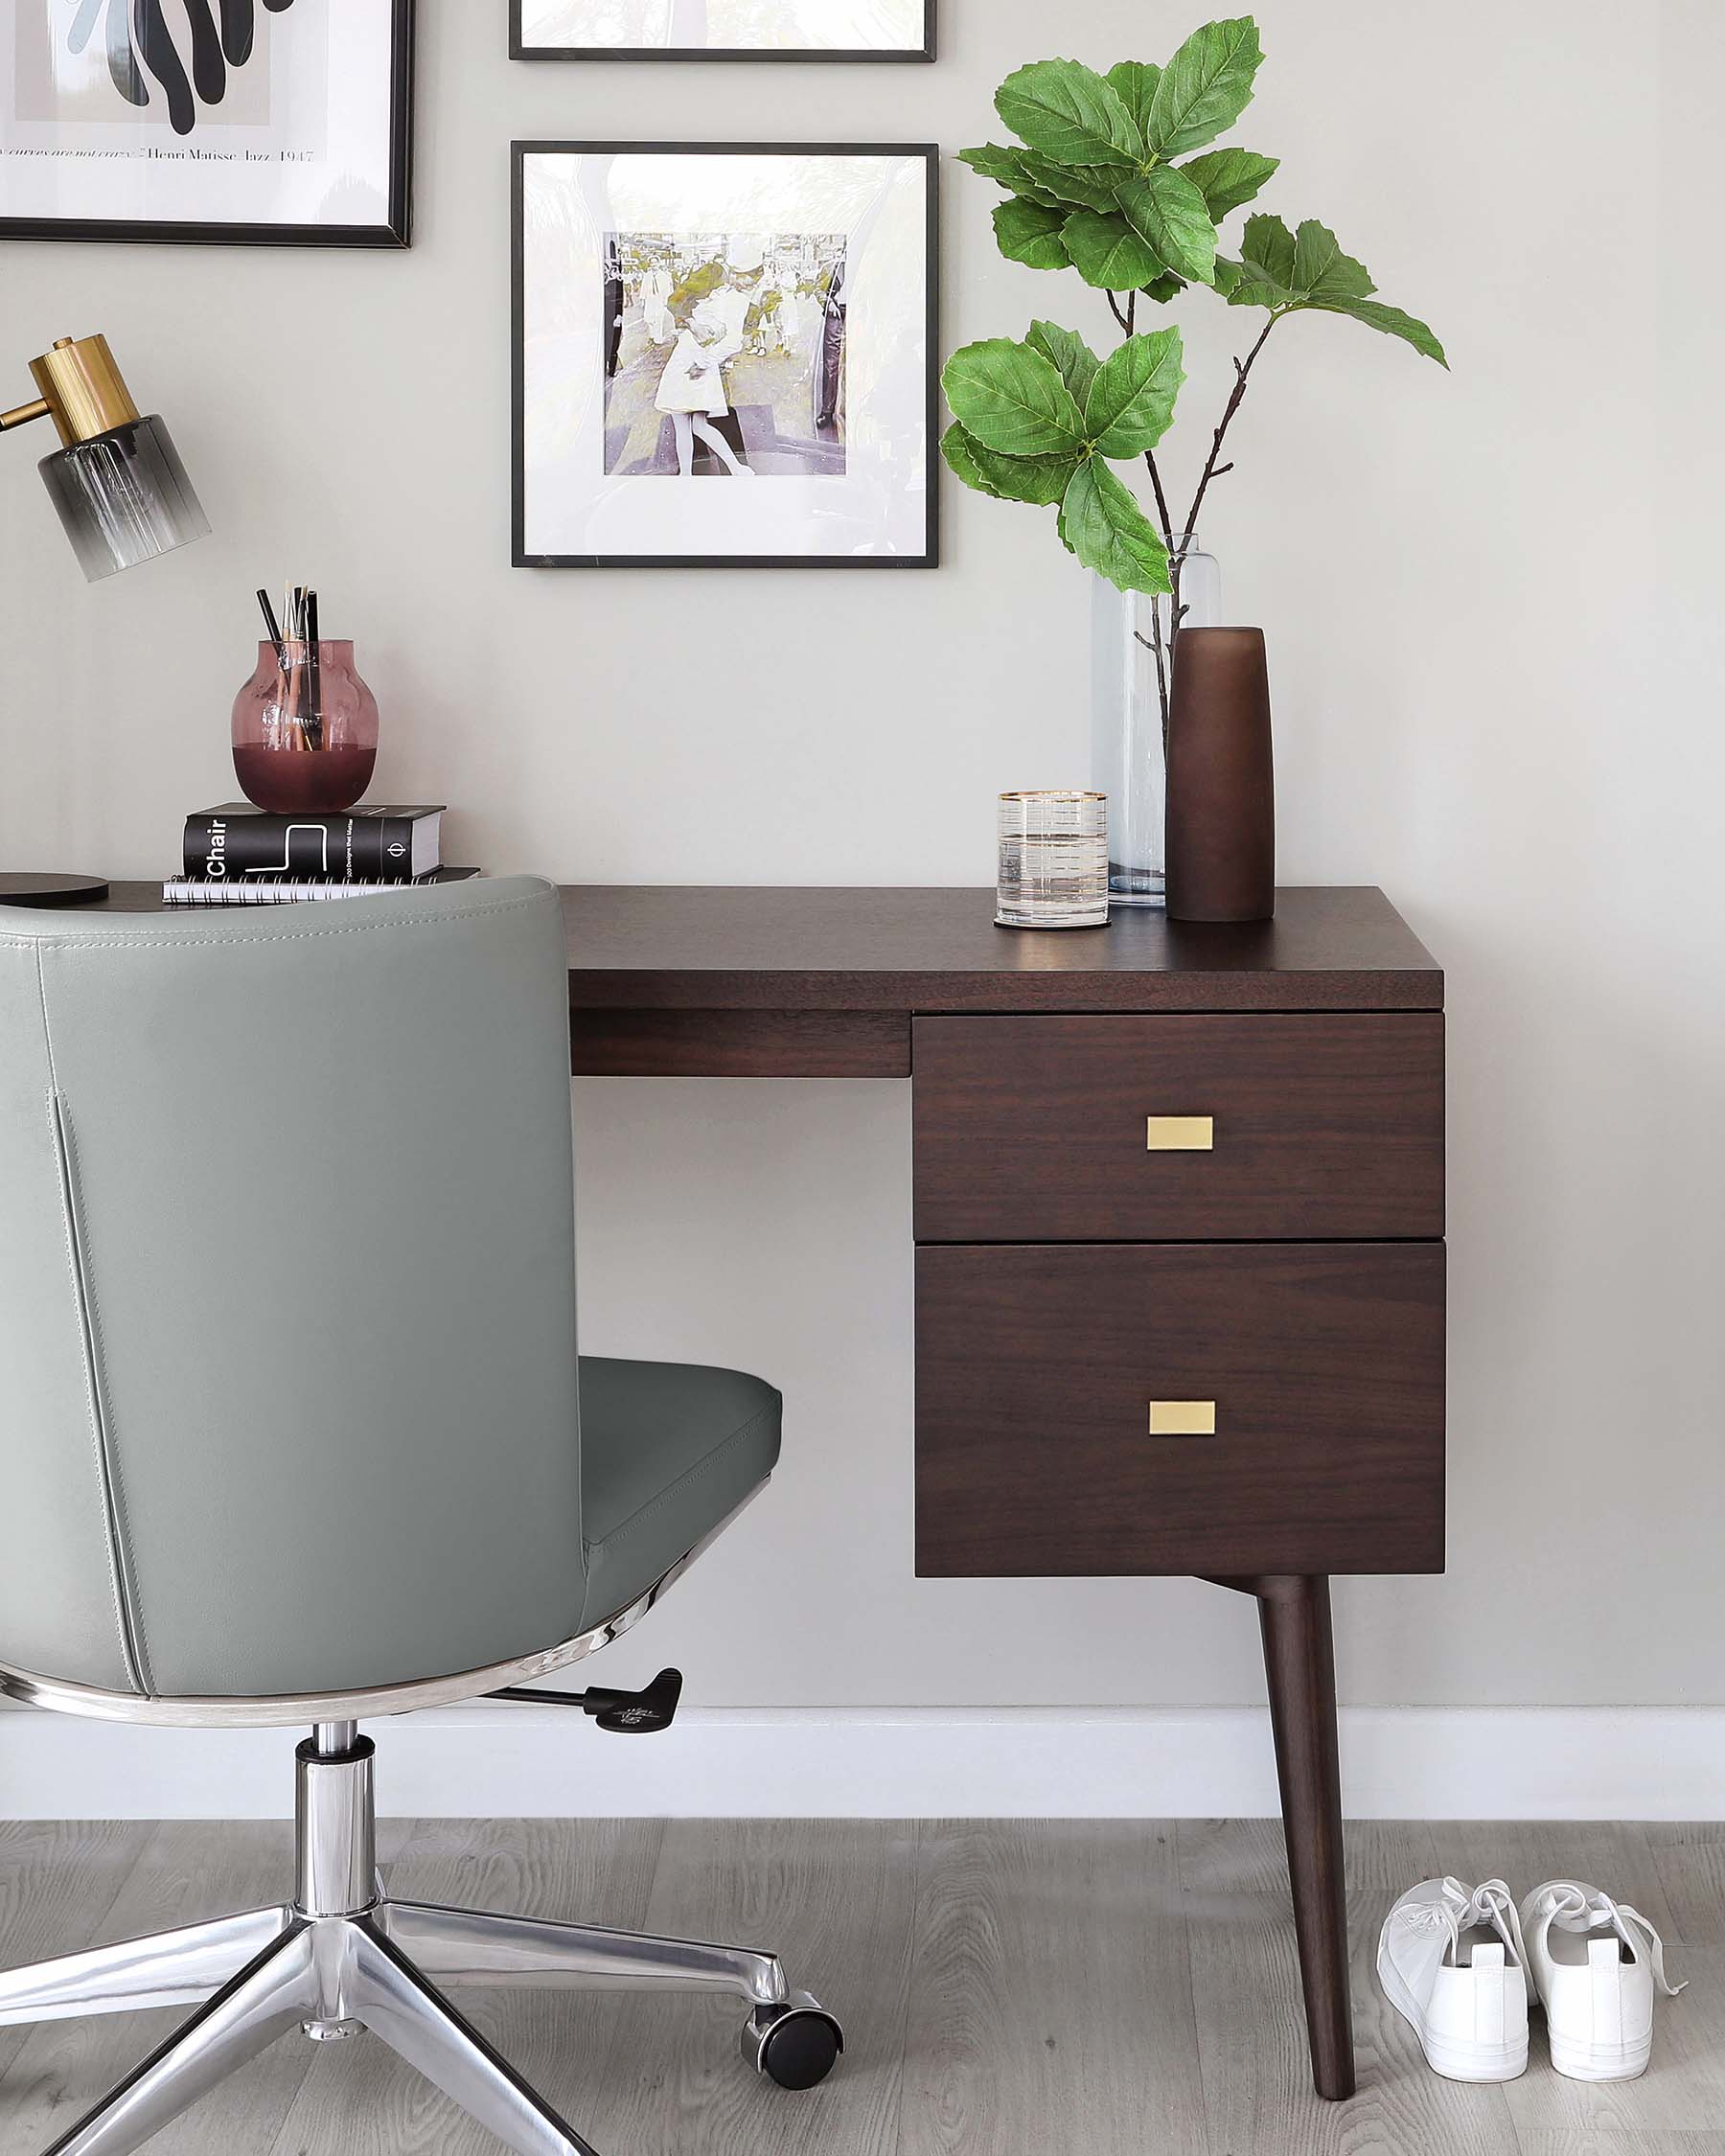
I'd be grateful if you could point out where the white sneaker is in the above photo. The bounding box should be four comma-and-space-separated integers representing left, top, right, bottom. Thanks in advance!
1520, 1879, 1685, 2081
1377, 1877, 1530, 2081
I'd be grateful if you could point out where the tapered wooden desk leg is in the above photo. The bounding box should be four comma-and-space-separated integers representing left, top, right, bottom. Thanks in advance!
1207, 1572, 1355, 2097
1254, 1573, 1354, 2099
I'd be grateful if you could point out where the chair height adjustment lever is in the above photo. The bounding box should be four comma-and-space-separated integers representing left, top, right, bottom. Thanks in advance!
487, 1666, 684, 1734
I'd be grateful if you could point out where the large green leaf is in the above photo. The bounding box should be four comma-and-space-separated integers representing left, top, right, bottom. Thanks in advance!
958, 144, 1066, 209
1114, 165, 1217, 285
1084, 327, 1185, 458
994, 197, 1071, 270
1061, 209, 1167, 291
997, 57, 1145, 167
1105, 59, 1162, 141
1292, 218, 1375, 299
1057, 460, 1172, 596
1015, 152, 1121, 213
1306, 296, 1448, 366
942, 337, 1088, 456
1179, 147, 1279, 222
1025, 320, 1103, 409
1213, 213, 1448, 366
1145, 15, 1264, 158
942, 422, 1080, 506
1221, 215, 1372, 303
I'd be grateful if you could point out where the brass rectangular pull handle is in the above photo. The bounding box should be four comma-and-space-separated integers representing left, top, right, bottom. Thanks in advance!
1146, 1115, 1214, 1151
1148, 1401, 1217, 1437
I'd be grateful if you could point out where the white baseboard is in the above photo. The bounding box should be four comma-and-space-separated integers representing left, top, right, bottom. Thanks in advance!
4, 1705, 1722, 1823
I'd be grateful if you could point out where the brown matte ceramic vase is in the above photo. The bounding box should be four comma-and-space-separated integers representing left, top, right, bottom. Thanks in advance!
1164, 627, 1276, 923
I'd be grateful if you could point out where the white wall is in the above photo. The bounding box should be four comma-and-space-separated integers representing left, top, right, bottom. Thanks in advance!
3, 0, 1721, 1743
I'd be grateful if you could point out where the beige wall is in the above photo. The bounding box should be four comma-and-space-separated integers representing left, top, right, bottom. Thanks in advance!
3, 1, 1720, 1712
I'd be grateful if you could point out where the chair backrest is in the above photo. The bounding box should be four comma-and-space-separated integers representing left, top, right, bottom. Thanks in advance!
0, 878, 585, 1704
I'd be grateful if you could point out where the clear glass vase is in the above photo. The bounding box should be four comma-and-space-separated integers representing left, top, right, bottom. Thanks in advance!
1090, 536, 1222, 907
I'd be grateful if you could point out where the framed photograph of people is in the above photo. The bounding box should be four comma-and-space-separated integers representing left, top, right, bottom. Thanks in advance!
0, 0, 415, 246
511, 2, 934, 63
514, 143, 939, 570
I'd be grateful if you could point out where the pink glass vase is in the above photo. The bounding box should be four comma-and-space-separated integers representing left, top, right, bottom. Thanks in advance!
232, 639, 379, 814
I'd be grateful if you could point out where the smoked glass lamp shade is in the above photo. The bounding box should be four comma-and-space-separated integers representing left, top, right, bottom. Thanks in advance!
37, 415, 211, 584
0, 333, 212, 908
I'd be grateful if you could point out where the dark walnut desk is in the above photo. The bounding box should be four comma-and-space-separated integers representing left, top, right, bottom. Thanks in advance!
104, 882, 1446, 2101
564, 882, 1446, 2105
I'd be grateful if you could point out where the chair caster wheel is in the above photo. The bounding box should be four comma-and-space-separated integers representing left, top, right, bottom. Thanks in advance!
743, 1997, 844, 2090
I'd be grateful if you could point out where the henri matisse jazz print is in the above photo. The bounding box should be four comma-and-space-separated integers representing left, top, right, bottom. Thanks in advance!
1, 0, 412, 243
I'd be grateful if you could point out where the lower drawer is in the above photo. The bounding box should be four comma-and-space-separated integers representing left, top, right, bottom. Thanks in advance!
915, 1243, 1444, 1578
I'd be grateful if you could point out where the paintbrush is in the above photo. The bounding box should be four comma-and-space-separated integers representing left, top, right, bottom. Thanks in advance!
256, 587, 288, 676
304, 586, 323, 751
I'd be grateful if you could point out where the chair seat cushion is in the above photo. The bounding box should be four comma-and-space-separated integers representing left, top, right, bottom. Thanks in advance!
577, 1357, 781, 1630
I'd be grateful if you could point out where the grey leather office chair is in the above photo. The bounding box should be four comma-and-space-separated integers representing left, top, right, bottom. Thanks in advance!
0, 878, 840, 2156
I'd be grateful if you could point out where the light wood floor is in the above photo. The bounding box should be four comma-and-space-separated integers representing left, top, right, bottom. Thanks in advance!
2, 1818, 1720, 2154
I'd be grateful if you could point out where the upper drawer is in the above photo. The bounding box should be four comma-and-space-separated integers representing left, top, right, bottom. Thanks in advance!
912, 1013, 1444, 1243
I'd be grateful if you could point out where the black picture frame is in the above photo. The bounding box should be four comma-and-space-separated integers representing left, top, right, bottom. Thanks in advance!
510, 0, 935, 62
0, 0, 416, 248
513, 140, 940, 572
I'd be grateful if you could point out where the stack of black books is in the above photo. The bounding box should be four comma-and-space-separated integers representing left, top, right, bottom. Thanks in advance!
165, 805, 478, 906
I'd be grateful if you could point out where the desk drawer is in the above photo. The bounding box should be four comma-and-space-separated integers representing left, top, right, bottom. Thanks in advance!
912, 1013, 1443, 1242
915, 1243, 1444, 1577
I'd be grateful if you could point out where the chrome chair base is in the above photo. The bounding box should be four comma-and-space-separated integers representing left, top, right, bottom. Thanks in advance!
0, 1727, 842, 2156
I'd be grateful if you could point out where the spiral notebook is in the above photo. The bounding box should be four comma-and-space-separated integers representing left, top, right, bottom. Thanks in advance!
162, 868, 481, 906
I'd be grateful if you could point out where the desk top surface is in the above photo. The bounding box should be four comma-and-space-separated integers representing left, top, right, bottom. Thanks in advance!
92, 883, 1438, 1014
560, 884, 1438, 1014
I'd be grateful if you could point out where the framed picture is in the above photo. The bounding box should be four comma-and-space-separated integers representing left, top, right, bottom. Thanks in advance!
514, 142, 939, 571
511, 1, 934, 62
0, 0, 415, 246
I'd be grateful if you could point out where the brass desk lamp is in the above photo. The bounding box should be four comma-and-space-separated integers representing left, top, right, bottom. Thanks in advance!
2, 333, 211, 906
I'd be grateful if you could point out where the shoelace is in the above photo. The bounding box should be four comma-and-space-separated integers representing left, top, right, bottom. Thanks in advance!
1399, 1876, 1528, 1967
1540, 1881, 1686, 1996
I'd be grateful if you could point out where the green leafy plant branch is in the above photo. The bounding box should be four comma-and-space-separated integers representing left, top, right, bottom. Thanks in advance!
941, 17, 1446, 733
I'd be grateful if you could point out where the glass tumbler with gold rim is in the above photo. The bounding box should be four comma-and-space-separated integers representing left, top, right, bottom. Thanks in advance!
996, 791, 1109, 929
